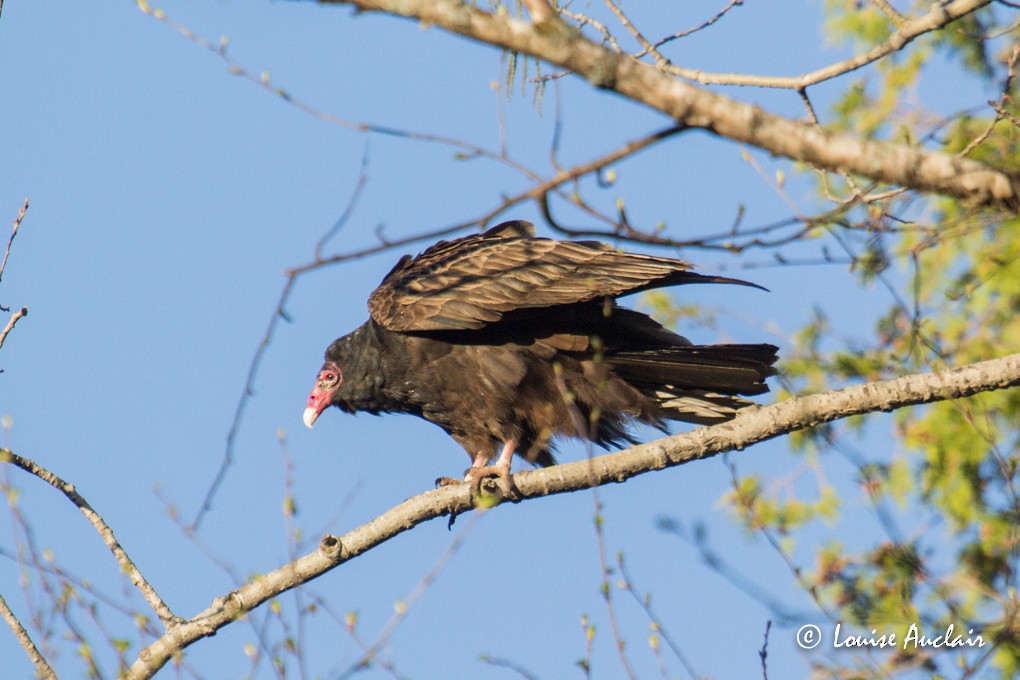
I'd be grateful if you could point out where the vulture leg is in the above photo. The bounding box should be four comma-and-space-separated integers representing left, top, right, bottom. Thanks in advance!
464, 440, 516, 498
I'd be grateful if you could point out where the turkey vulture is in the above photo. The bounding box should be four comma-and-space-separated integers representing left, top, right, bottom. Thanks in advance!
304, 221, 777, 495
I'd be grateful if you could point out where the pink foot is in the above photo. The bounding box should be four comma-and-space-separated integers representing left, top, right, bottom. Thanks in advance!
438, 440, 517, 500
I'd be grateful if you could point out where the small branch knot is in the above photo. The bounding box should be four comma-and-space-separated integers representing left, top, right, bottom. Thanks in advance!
319, 534, 342, 559
586, 52, 620, 90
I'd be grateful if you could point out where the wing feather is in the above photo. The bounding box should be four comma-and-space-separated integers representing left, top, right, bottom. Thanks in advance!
368, 220, 758, 332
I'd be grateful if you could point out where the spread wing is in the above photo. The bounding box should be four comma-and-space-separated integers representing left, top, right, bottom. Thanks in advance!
368, 220, 759, 332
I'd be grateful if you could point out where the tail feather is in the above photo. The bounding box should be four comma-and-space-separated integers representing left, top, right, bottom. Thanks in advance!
608, 344, 778, 395
608, 343, 779, 425
652, 389, 755, 424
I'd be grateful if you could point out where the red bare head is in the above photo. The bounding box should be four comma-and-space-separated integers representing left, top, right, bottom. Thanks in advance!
303, 363, 343, 429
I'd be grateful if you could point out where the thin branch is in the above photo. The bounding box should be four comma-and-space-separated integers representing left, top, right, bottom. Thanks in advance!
868, 0, 906, 27
478, 655, 541, 680
660, 0, 990, 88
124, 352, 1020, 678
590, 487, 637, 679
604, 0, 659, 65
135, 4, 544, 184
321, 0, 1020, 209
0, 590, 57, 680
197, 124, 681, 531
759, 619, 771, 680
521, 0, 556, 24
959, 45, 1020, 157
652, 0, 745, 48
560, 8, 622, 54
616, 554, 701, 679
277, 430, 308, 680
990, 100, 1020, 130
191, 272, 294, 530
655, 516, 808, 624
0, 451, 181, 629
0, 197, 28, 288
0, 307, 27, 349
284, 125, 686, 276
0, 545, 160, 628
191, 157, 372, 530
337, 512, 481, 678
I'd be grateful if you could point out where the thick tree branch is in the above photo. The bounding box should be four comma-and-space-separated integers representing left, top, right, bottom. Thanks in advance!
125, 352, 1020, 678
321, 0, 1020, 209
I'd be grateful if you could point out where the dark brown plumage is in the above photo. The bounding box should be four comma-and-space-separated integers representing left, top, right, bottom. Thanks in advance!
304, 221, 778, 493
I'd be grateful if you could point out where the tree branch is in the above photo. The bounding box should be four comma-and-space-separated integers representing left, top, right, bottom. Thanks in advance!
123, 352, 1020, 678
321, 0, 1020, 209
0, 197, 28, 287
0, 590, 56, 680
0, 450, 181, 629
520, 0, 556, 24
283, 125, 687, 276
662, 0, 980, 87
650, 0, 746, 49
0, 306, 27, 349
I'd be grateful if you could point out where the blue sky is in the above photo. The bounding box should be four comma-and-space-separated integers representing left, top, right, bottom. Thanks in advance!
0, 1, 999, 678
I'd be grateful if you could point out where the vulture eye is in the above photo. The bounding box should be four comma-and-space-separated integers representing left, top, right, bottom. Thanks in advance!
319, 368, 342, 389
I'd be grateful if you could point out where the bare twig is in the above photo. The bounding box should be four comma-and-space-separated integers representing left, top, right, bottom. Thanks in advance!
0, 200, 29, 351
990, 100, 1020, 130
590, 493, 637, 680
478, 654, 541, 680
655, 517, 807, 624
660, 0, 991, 88
337, 512, 481, 678
135, 4, 548, 186
0, 450, 180, 628
124, 352, 1020, 678
284, 125, 687, 277
191, 274, 298, 530
191, 158, 371, 530
552, 348, 636, 679
868, 0, 905, 26
605, 0, 659, 65
617, 554, 701, 679
522, 0, 557, 23
560, 8, 622, 54
277, 430, 308, 679
0, 197, 29, 294
0, 590, 57, 680
959, 112, 1002, 157
759, 619, 771, 680
0, 544, 160, 628
0, 307, 27, 349
959, 45, 1020, 157
652, 0, 745, 48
